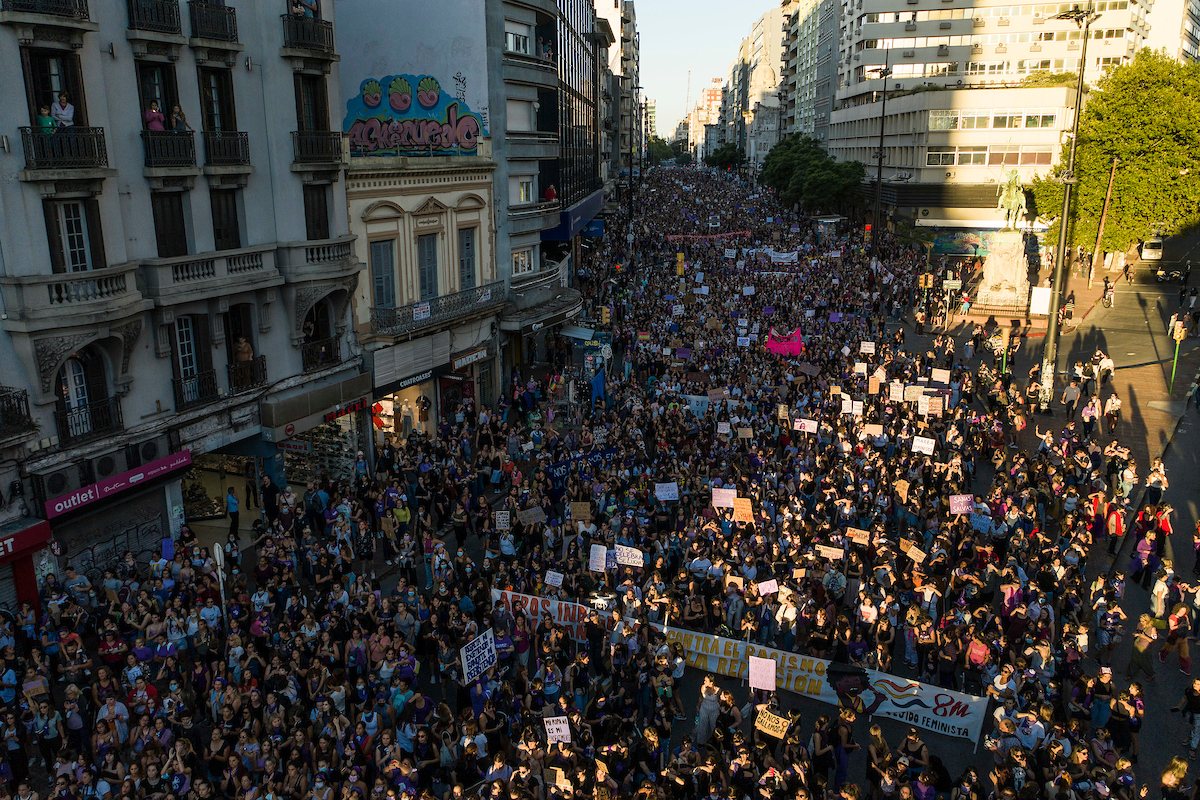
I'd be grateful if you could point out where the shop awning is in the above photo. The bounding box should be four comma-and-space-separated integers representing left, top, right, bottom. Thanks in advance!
559, 325, 595, 341
499, 289, 584, 334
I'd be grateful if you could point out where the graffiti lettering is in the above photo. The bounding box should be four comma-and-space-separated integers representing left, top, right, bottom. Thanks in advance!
933, 694, 972, 718
348, 101, 481, 155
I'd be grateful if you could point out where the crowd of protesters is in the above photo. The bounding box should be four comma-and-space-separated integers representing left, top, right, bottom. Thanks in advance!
7, 167, 1192, 800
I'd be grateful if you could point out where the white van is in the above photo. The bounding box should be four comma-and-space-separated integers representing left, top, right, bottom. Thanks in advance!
1142, 237, 1164, 261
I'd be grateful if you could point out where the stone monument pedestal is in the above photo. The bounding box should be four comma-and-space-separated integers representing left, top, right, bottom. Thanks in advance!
977, 229, 1030, 308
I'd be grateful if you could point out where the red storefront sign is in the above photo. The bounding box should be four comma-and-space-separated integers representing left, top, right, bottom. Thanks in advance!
0, 520, 51, 564
45, 450, 193, 520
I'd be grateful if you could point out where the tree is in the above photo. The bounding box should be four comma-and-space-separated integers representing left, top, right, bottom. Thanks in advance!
704, 143, 744, 170
1030, 49, 1200, 255
648, 136, 674, 165
760, 135, 865, 213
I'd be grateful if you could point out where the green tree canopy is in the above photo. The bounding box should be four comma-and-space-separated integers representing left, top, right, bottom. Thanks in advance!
648, 136, 674, 165
704, 143, 744, 170
760, 135, 865, 213
1030, 49, 1200, 253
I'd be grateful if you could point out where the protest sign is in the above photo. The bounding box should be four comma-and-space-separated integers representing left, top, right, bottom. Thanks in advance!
894, 479, 910, 504
890, 382, 904, 402
817, 545, 845, 561
852, 401, 864, 416
547, 768, 572, 791
544, 716, 571, 744
755, 709, 790, 738
545, 570, 564, 587
749, 655, 777, 691
569, 501, 592, 521
798, 418, 818, 433
912, 436, 936, 455
615, 544, 643, 567
847, 527, 870, 545
588, 544, 607, 572
733, 498, 755, 523
491, 589, 592, 642
717, 421, 731, 435
949, 494, 974, 515
931, 368, 951, 385
517, 507, 547, 525
854, 362, 867, 376
460, 628, 497, 682
906, 545, 927, 564
777, 404, 789, 420
743, 286, 755, 295
737, 336, 751, 347
737, 427, 753, 439
860, 341, 876, 355
654, 482, 680, 501
868, 377, 880, 395
864, 423, 884, 437
757, 579, 779, 595
495, 511, 511, 530
712, 487, 737, 508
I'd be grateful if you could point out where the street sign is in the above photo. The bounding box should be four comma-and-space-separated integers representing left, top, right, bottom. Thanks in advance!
943, 280, 962, 291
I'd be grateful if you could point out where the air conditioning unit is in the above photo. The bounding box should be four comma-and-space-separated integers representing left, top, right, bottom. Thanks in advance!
903, 48, 916, 56
91, 449, 131, 482
1033, 12, 1045, 22
940, 20, 952, 28
945, 171, 956, 178
905, 21, 918, 29
996, 43, 1008, 52
36, 463, 86, 501
895, 82, 903, 88
973, 17, 985, 26
998, 16, 1011, 24
127, 435, 173, 468
938, 44, 950, 54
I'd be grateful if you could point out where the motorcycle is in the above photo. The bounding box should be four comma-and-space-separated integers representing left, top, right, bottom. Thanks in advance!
1102, 286, 1115, 308
1156, 264, 1186, 282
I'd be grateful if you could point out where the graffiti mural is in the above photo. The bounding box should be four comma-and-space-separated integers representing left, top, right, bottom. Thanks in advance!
344, 74, 489, 157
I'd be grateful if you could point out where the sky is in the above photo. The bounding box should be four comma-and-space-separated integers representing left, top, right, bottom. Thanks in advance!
637, 0, 777, 138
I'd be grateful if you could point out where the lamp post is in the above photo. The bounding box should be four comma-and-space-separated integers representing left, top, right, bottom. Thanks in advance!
1038, 2, 1099, 410
628, 80, 641, 225
776, 86, 787, 147
869, 52, 892, 263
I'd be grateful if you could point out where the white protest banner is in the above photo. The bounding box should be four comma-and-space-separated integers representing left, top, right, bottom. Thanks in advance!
852, 401, 864, 416
1030, 285, 1052, 315
749, 655, 778, 691
659, 626, 988, 743
841, 398, 853, 415
717, 421, 731, 435
491, 589, 593, 642
756, 579, 779, 595
495, 511, 511, 530
544, 716, 571, 743
589, 544, 608, 572
460, 628, 497, 682
712, 487, 737, 508
860, 341, 876, 355
949, 494, 974, 515
654, 482, 680, 501
743, 286, 756, 295
799, 418, 818, 433
615, 544, 643, 567
854, 362, 868, 376
912, 436, 936, 455
931, 368, 951, 385
545, 570, 564, 587
889, 382, 904, 402
737, 336, 751, 348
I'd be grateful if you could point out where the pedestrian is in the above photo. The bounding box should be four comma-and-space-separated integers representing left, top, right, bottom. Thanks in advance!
1104, 392, 1122, 433
225, 487, 239, 539
1125, 613, 1158, 681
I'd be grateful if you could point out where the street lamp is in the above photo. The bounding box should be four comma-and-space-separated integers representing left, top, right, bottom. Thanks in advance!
1038, 2, 1099, 409
776, 86, 787, 147
869, 52, 892, 262
628, 79, 641, 224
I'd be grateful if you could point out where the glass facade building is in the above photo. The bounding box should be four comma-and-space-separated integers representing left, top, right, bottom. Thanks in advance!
556, 0, 601, 209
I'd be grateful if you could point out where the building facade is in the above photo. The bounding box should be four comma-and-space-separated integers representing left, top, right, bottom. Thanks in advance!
0, 0, 364, 605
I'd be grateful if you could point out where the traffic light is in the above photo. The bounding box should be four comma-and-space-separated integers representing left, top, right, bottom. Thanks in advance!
601, 307, 610, 324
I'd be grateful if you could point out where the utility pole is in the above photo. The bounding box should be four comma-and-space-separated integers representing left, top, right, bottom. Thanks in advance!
1039, 2, 1099, 410
1090, 156, 1118, 288
870, 51, 892, 263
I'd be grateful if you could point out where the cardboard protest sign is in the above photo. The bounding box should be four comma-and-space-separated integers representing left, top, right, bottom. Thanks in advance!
517, 507, 547, 525
756, 579, 779, 595
569, 501, 592, 521
817, 545, 845, 561
749, 655, 777, 691
733, 498, 755, 523
904, 385, 923, 402
755, 709, 790, 738
864, 423, 884, 437
737, 427, 753, 439
495, 511, 511, 530
544, 716, 571, 743
712, 487, 737, 508
854, 362, 867, 376
868, 377, 880, 395
847, 527, 871, 545
860, 341, 876, 355
460, 629, 497, 682
654, 482, 680, 501
912, 436, 936, 455
724, 575, 745, 590
545, 570, 564, 587
588, 544, 607, 572
547, 768, 572, 790
931, 368, 951, 385
949, 494, 974, 515
894, 479, 910, 504
615, 544, 643, 567
777, 404, 789, 420
906, 545, 927, 564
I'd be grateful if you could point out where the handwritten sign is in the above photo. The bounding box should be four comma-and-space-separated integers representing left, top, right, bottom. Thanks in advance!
517, 507, 547, 525
749, 655, 777, 691
864, 423, 884, 437
949, 494, 974, 515
737, 427, 753, 439
906, 545, 927, 564
757, 579, 779, 595
712, 487, 737, 508
755, 709, 790, 738
495, 511, 511, 530
890, 382, 904, 402
894, 479, 910, 504
912, 436, 936, 455
544, 716, 571, 744
817, 545, 845, 561
615, 544, 643, 567
733, 498, 755, 523
460, 628, 497, 682
588, 544, 607, 572
847, 527, 870, 545
798, 418, 818, 434
743, 286, 755, 296
654, 482, 680, 501
777, 404, 789, 420
860, 341, 876, 355
569, 501, 592, 521
931, 368, 951, 385
545, 570, 564, 587
717, 421, 731, 435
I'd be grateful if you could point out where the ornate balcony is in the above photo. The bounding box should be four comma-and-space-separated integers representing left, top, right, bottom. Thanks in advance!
202, 130, 249, 166
301, 336, 341, 373
127, 0, 179, 33
370, 280, 506, 338
55, 396, 123, 446
280, 13, 335, 55
138, 244, 281, 307
142, 130, 196, 168
187, 0, 234, 41
2, 0, 87, 16
0, 388, 36, 439
276, 234, 359, 284
0, 262, 150, 334
172, 368, 219, 411
292, 131, 344, 164
20, 127, 108, 171
227, 354, 267, 394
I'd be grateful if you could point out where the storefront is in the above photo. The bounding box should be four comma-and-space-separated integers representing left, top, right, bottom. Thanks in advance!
372, 369, 437, 443
0, 518, 53, 612
500, 289, 585, 373
43, 450, 193, 588
260, 372, 374, 487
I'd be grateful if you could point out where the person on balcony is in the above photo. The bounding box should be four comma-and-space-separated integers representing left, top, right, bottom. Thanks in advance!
544, 184, 557, 202
291, 0, 318, 18
51, 92, 74, 128
234, 337, 255, 363
170, 105, 193, 133
144, 101, 166, 132
35, 105, 54, 132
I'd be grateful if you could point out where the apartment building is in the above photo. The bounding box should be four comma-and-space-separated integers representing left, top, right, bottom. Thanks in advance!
827, 0, 1157, 228
0, 0, 365, 605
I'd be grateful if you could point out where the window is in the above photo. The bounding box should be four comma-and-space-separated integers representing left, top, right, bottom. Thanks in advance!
505, 31, 531, 54
992, 109, 1021, 128
458, 228, 477, 290
43, 199, 104, 273
989, 145, 1020, 165
210, 189, 241, 251
21, 48, 85, 126
512, 248, 535, 276
303, 185, 330, 240
151, 193, 188, 258
198, 67, 236, 132
960, 109, 990, 128
926, 146, 955, 166
506, 99, 534, 132
1025, 110, 1055, 127
369, 240, 396, 308
417, 234, 438, 300
517, 178, 534, 204
929, 110, 958, 130
294, 74, 329, 132
957, 145, 987, 165
1019, 147, 1052, 165
175, 316, 198, 379
136, 62, 178, 127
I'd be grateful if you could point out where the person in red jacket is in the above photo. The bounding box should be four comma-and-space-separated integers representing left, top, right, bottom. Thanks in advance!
127, 675, 159, 717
